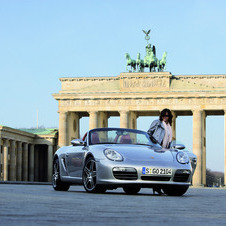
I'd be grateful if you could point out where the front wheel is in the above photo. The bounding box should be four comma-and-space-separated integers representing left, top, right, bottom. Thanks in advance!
123, 186, 141, 195
82, 157, 106, 193
162, 185, 189, 196
52, 158, 70, 191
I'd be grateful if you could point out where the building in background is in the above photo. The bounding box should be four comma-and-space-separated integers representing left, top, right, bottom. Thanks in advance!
0, 126, 58, 182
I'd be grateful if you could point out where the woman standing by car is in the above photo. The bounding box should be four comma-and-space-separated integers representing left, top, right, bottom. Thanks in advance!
147, 108, 173, 148
148, 108, 173, 195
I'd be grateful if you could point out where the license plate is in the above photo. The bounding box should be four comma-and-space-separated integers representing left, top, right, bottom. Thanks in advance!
142, 167, 172, 175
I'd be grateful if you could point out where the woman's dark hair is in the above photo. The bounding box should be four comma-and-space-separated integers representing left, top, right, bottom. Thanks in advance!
159, 108, 173, 125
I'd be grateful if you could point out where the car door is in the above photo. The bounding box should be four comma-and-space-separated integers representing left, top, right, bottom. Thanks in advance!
65, 145, 86, 178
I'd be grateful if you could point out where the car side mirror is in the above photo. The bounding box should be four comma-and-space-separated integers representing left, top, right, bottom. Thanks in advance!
71, 139, 86, 146
171, 144, 185, 150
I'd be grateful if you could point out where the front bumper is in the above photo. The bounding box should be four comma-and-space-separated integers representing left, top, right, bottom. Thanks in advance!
96, 159, 192, 187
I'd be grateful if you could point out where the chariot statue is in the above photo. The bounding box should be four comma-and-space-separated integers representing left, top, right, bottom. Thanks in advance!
125, 29, 167, 72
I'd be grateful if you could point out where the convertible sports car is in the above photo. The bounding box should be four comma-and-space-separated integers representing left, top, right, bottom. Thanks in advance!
52, 128, 197, 196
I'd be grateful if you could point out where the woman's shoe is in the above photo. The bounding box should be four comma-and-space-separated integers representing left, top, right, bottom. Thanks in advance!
153, 188, 163, 195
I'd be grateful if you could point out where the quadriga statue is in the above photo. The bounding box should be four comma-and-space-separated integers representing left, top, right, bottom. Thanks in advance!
125, 29, 167, 73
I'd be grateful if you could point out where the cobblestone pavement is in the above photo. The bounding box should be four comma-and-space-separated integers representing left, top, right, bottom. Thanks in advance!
0, 184, 226, 226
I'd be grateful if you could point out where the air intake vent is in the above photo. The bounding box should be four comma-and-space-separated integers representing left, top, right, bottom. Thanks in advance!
113, 171, 138, 180
173, 170, 191, 182
141, 176, 171, 181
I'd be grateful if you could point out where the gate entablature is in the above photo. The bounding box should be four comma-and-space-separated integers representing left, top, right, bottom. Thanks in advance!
53, 72, 226, 114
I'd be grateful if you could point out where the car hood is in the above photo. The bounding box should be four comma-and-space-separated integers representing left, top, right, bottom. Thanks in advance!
101, 144, 174, 162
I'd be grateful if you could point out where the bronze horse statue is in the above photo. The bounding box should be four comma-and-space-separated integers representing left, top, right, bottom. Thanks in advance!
125, 53, 136, 71
136, 53, 144, 72
158, 52, 167, 71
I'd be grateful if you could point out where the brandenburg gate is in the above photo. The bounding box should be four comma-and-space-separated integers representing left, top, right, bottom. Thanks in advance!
53, 72, 226, 187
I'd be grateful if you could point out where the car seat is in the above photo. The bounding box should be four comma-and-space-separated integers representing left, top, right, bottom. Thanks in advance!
119, 134, 132, 144
91, 132, 100, 144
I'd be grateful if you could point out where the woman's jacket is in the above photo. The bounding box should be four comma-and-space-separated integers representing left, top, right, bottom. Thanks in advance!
147, 119, 165, 145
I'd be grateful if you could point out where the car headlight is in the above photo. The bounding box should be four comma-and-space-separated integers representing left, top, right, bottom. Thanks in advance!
104, 149, 123, 161
176, 151, 189, 164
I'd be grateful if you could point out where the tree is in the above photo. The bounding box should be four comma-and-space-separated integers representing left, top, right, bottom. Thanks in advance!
206, 168, 224, 187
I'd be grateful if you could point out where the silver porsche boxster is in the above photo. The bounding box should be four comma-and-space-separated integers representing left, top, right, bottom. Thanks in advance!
52, 128, 197, 196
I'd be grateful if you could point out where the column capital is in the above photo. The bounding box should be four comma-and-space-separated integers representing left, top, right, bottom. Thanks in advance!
171, 110, 177, 118
17, 141, 22, 147
119, 110, 129, 115
88, 111, 98, 115
23, 142, 28, 148
3, 139, 9, 147
58, 110, 68, 114
29, 143, 35, 149
10, 140, 16, 145
192, 109, 203, 114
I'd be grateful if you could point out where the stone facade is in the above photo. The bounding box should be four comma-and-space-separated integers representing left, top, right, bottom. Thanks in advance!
53, 72, 226, 187
0, 126, 58, 182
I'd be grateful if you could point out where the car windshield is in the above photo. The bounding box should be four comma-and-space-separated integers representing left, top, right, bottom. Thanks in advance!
89, 128, 159, 147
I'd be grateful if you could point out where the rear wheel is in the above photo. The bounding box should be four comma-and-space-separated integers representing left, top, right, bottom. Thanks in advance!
52, 158, 70, 191
82, 157, 106, 193
162, 185, 189, 196
123, 186, 141, 195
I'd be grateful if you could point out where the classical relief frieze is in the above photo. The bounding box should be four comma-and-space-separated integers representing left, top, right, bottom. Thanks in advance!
122, 79, 167, 89
59, 97, 226, 108
120, 76, 170, 91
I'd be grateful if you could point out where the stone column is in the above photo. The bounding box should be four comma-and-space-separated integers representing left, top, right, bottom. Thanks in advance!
171, 111, 177, 140
29, 144, 35, 181
129, 112, 137, 129
68, 112, 80, 141
120, 111, 129, 128
3, 139, 9, 181
0, 138, 2, 180
59, 111, 68, 147
224, 110, 226, 186
47, 145, 53, 182
9, 140, 16, 181
16, 141, 22, 181
22, 143, 28, 181
98, 112, 108, 128
74, 113, 80, 139
202, 111, 206, 186
192, 110, 203, 186
34, 146, 39, 181
89, 111, 98, 130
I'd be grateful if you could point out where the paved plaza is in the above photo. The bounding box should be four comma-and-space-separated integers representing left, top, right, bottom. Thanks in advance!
0, 184, 226, 225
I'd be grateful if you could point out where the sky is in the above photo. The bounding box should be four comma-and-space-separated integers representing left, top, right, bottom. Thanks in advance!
0, 0, 225, 172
